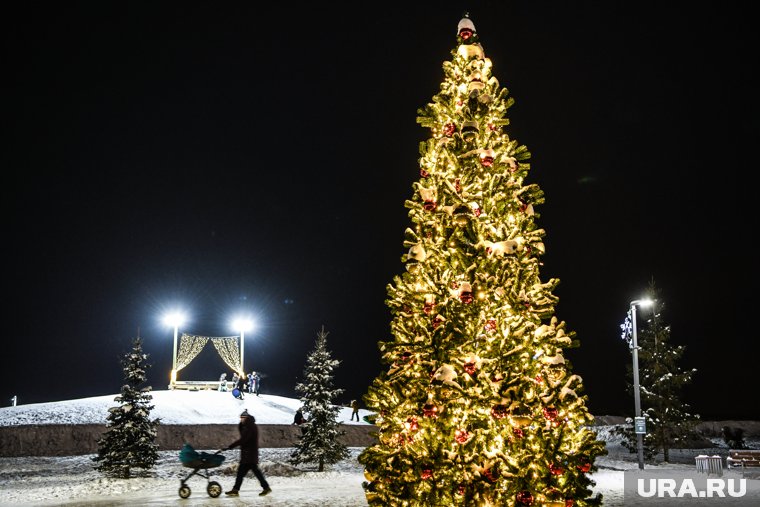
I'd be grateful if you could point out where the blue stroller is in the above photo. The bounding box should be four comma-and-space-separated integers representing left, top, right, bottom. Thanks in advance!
178, 443, 226, 498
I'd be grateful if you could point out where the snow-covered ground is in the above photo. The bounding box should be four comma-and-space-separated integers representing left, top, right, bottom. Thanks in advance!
1, 391, 758, 506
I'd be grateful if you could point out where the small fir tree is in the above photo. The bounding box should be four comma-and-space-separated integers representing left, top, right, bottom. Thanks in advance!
289, 325, 350, 471
93, 334, 160, 478
617, 280, 699, 462
359, 14, 605, 506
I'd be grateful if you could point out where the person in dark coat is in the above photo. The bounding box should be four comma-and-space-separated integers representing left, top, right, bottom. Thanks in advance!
225, 410, 271, 497
293, 408, 308, 436
236, 374, 246, 399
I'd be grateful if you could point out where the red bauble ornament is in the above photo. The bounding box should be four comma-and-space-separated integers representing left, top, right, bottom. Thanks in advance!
406, 416, 419, 431
578, 462, 592, 473
549, 463, 565, 475
455, 178, 462, 193
472, 205, 482, 217
457, 484, 466, 496
459, 28, 473, 40
455, 429, 470, 443
516, 491, 534, 505
484, 319, 497, 332
420, 168, 429, 178
463, 361, 477, 375
543, 407, 559, 421
432, 315, 444, 329
459, 284, 473, 304
423, 200, 437, 211
513, 427, 524, 439
491, 404, 508, 419
422, 403, 438, 418
443, 123, 456, 137
421, 468, 433, 480
535, 374, 543, 383
565, 500, 575, 507
480, 156, 494, 167
423, 301, 435, 314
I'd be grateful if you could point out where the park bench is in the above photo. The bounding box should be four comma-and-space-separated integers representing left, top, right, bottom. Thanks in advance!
726, 449, 760, 469
168, 380, 223, 391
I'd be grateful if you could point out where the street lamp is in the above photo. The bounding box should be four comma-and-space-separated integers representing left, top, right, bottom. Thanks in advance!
629, 298, 653, 470
232, 317, 254, 376
163, 311, 186, 386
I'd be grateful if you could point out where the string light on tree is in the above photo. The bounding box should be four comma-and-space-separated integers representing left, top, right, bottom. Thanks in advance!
358, 12, 605, 506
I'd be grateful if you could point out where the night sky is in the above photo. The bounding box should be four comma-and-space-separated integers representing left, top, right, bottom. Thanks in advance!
4, 3, 756, 420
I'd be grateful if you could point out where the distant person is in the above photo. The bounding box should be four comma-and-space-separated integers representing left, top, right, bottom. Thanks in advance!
253, 372, 261, 396
247, 371, 255, 394
350, 399, 360, 422
293, 408, 307, 426
218, 373, 228, 392
231, 373, 239, 390
293, 408, 308, 436
225, 410, 272, 497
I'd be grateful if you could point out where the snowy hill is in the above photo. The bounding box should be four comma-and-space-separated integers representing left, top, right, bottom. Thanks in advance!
0, 389, 372, 426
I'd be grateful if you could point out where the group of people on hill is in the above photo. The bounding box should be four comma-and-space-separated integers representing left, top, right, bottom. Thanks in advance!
218, 371, 261, 399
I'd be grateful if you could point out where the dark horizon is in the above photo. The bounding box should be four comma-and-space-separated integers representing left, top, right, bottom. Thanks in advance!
4, 3, 756, 421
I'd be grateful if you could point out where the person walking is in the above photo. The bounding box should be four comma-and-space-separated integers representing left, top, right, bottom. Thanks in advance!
225, 410, 272, 497
350, 399, 361, 422
247, 371, 255, 394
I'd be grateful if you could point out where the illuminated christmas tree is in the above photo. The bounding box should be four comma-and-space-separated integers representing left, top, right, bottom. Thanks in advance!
358, 14, 605, 507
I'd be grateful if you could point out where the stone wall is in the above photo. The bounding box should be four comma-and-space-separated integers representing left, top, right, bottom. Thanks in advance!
0, 424, 379, 457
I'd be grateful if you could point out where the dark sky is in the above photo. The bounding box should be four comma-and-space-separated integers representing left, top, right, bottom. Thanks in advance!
3, 2, 756, 420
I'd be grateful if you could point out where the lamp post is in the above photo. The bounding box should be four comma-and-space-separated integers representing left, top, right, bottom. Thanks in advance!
163, 312, 186, 386
233, 318, 253, 376
629, 298, 653, 470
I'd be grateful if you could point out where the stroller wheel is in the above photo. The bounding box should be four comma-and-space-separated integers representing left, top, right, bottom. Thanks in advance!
178, 485, 191, 498
207, 481, 222, 497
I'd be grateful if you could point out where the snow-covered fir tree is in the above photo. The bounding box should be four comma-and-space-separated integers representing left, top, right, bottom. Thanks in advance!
289, 325, 350, 471
93, 334, 160, 478
617, 279, 699, 462
359, 14, 605, 506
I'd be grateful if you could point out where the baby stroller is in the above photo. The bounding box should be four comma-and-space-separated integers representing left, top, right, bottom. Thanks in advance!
177, 443, 226, 498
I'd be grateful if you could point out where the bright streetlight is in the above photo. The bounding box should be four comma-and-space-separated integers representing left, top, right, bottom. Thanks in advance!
629, 298, 653, 470
163, 311, 186, 386
232, 317, 254, 376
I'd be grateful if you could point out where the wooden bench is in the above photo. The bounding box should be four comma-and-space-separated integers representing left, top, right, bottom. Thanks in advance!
726, 449, 760, 470
168, 380, 223, 391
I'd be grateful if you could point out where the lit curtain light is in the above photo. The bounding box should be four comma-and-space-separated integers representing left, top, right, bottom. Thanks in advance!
210, 337, 241, 373
175, 334, 209, 373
